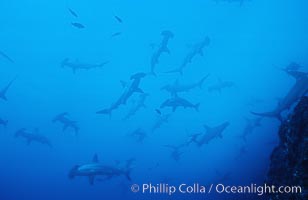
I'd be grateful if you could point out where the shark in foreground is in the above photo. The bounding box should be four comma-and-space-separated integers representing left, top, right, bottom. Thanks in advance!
193, 121, 230, 147
52, 112, 79, 135
61, 58, 109, 73
160, 96, 200, 112
15, 128, 52, 148
150, 30, 174, 76
97, 72, 147, 116
161, 75, 209, 96
0, 77, 16, 101
251, 70, 308, 121
69, 154, 133, 185
166, 36, 210, 75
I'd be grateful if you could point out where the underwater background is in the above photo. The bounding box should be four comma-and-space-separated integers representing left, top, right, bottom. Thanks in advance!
0, 0, 307, 199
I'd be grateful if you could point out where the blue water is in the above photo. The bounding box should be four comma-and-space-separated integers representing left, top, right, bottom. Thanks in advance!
0, 0, 307, 199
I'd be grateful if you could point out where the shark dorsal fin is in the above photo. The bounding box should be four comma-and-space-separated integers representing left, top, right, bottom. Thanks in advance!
92, 154, 99, 163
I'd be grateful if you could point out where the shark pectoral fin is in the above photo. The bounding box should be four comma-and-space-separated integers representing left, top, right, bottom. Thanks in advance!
172, 106, 177, 112
92, 154, 99, 163
194, 103, 200, 112
89, 176, 95, 185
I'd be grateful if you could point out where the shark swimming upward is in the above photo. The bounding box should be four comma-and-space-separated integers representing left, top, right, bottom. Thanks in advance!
166, 36, 210, 75
15, 128, 52, 148
69, 154, 133, 185
97, 72, 147, 116
251, 70, 308, 121
61, 58, 109, 73
150, 30, 174, 76
124, 93, 149, 120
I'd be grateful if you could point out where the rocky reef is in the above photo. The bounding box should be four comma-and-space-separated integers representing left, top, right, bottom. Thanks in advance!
266, 96, 308, 200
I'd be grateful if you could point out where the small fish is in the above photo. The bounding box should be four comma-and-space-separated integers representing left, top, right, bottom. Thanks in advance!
114, 15, 123, 23
0, 50, 14, 63
111, 32, 122, 38
68, 8, 78, 18
71, 22, 85, 29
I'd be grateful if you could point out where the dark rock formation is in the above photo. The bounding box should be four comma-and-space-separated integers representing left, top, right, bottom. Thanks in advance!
266, 96, 308, 200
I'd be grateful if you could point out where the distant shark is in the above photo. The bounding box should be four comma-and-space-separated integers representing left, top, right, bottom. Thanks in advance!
15, 128, 52, 148
251, 70, 308, 121
128, 128, 147, 143
150, 30, 174, 76
160, 96, 200, 112
166, 36, 210, 75
238, 117, 262, 142
124, 93, 149, 120
163, 144, 185, 162
0, 77, 16, 101
161, 75, 209, 96
208, 79, 235, 93
61, 58, 109, 73
194, 121, 230, 146
151, 113, 171, 133
52, 112, 79, 135
69, 154, 133, 185
97, 72, 147, 116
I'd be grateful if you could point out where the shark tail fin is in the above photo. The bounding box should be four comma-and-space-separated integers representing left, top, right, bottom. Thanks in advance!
194, 103, 200, 112
165, 68, 183, 75
250, 111, 282, 121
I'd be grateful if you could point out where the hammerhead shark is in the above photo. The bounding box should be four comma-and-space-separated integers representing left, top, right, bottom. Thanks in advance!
151, 113, 171, 133
238, 117, 262, 142
97, 72, 147, 116
124, 93, 149, 120
161, 74, 209, 96
128, 128, 147, 143
61, 58, 109, 73
15, 128, 52, 148
163, 144, 185, 162
193, 122, 230, 147
69, 154, 133, 185
0, 77, 16, 101
150, 30, 174, 76
160, 96, 200, 112
251, 70, 308, 121
52, 112, 79, 135
166, 36, 210, 75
